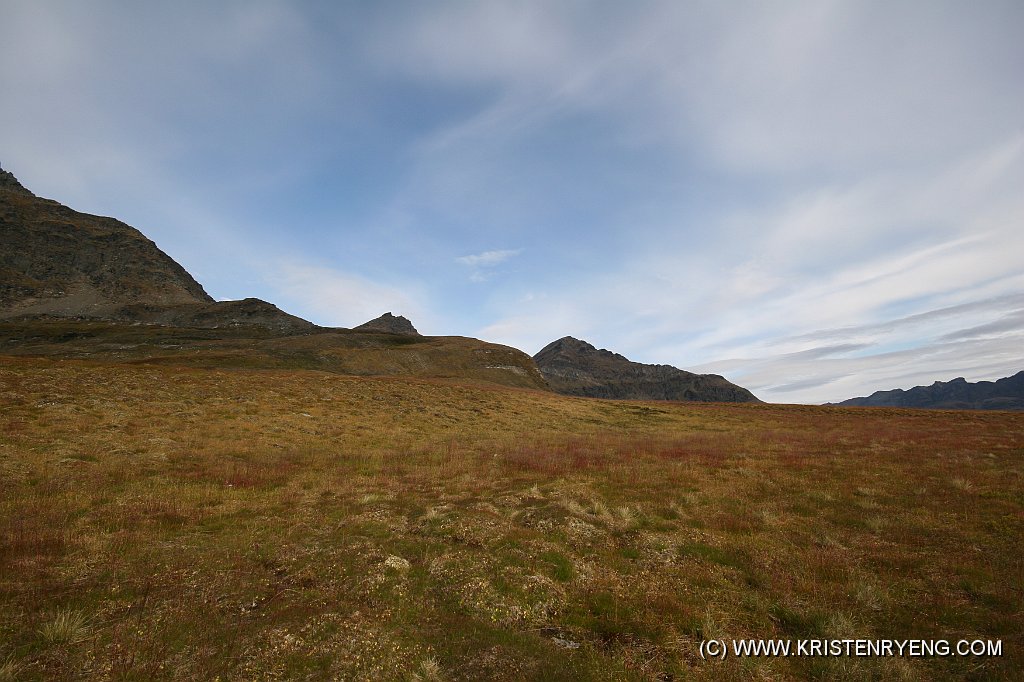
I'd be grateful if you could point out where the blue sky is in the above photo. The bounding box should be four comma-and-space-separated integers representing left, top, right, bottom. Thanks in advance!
2, 1, 1022, 403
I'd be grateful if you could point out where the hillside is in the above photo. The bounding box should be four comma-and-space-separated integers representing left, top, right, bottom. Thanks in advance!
833, 371, 1024, 410
0, 318, 549, 391
1, 355, 1020, 680
534, 336, 758, 403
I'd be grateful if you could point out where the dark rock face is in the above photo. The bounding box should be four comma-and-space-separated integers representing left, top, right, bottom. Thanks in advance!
0, 168, 33, 196
1, 169, 213, 315
0, 169, 315, 332
534, 336, 759, 403
354, 312, 419, 335
832, 371, 1024, 410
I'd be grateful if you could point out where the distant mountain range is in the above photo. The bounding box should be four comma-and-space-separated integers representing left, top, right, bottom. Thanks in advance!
534, 336, 759, 403
831, 371, 1024, 410
1, 166, 758, 402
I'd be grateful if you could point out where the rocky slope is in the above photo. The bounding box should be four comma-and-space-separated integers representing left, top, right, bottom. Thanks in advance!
534, 336, 758, 402
832, 371, 1024, 410
0, 168, 312, 331
1, 168, 212, 313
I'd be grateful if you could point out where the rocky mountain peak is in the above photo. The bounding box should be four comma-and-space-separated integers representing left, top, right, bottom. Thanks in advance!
537, 336, 629, 363
534, 336, 759, 403
548, 336, 590, 350
0, 167, 34, 196
354, 312, 419, 335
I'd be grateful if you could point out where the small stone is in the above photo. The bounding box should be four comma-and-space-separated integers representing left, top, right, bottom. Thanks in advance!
552, 636, 580, 649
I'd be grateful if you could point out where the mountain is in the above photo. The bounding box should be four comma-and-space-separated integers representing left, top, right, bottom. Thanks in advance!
0, 167, 547, 390
354, 312, 419, 335
0, 168, 311, 331
832, 371, 1024, 410
533, 336, 759, 402
1, 167, 213, 311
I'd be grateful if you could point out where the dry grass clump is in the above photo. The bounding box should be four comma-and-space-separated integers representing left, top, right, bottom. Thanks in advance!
1, 356, 1021, 680
37, 609, 91, 646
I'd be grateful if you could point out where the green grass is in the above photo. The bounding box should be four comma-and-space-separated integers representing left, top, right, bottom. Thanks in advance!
540, 551, 575, 582
0, 354, 1021, 680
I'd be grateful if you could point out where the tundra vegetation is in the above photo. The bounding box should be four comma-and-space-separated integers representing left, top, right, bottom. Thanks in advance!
1, 356, 1021, 680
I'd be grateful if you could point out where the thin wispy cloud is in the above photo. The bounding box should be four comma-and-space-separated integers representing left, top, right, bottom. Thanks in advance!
456, 249, 522, 283
939, 309, 1024, 343
456, 249, 522, 268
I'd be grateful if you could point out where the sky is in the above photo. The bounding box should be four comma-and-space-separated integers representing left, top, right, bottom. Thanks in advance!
2, 1, 1022, 404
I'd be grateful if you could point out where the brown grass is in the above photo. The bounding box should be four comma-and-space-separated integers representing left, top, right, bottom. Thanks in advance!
0, 355, 1021, 680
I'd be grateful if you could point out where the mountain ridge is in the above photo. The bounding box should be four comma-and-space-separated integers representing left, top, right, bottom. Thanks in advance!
1, 168, 215, 316
534, 336, 759, 403
0, 169, 325, 333
0, 167, 34, 195
830, 371, 1024, 410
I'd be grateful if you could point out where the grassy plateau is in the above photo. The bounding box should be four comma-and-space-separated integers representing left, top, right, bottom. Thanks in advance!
1, 355, 1021, 680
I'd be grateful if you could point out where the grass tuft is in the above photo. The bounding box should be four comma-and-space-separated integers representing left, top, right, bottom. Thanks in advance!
38, 608, 91, 646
